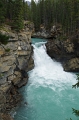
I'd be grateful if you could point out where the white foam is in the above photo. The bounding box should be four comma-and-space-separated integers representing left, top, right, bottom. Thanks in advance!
28, 43, 77, 90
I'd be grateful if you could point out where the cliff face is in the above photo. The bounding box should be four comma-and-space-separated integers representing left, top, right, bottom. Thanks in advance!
32, 25, 62, 39
46, 36, 79, 72
0, 22, 34, 118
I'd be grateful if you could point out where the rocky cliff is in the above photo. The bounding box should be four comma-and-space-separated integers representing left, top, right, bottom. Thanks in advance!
32, 24, 62, 39
46, 33, 79, 72
0, 22, 34, 119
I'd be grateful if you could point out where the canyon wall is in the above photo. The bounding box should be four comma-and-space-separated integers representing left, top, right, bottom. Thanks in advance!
0, 22, 34, 119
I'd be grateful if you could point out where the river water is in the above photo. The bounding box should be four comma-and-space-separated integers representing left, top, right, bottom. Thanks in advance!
14, 38, 79, 120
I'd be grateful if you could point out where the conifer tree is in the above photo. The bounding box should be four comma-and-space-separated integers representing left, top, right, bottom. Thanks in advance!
0, 0, 5, 24
12, 0, 24, 31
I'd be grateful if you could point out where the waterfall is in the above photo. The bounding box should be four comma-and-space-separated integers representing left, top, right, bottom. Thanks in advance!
14, 39, 79, 120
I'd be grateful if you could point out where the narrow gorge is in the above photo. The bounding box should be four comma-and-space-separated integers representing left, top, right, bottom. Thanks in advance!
0, 0, 79, 119
14, 38, 79, 120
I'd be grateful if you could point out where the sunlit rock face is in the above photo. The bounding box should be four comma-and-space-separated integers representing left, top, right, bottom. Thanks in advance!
0, 22, 34, 116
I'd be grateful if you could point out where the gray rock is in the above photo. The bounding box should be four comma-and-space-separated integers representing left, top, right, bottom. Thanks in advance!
64, 58, 79, 72
0, 21, 34, 114
46, 38, 79, 72
16, 78, 28, 88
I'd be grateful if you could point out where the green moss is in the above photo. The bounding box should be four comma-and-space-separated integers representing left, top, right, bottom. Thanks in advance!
5, 48, 10, 52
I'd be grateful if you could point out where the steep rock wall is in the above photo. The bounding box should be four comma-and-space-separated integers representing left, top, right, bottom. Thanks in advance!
0, 24, 34, 119
46, 37, 79, 72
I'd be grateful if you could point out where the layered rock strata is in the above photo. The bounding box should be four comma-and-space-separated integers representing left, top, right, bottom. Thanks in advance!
0, 23, 34, 119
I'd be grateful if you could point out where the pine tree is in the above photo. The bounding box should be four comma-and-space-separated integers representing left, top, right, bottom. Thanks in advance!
31, 0, 37, 30
0, 0, 5, 24
12, 0, 24, 31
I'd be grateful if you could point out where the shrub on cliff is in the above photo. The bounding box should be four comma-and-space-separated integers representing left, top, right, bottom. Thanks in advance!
0, 33, 9, 45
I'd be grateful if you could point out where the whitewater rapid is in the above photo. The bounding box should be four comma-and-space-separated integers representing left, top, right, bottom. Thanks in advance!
14, 39, 79, 120
29, 42, 76, 90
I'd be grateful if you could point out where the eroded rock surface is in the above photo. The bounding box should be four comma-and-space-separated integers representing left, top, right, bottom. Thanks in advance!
46, 37, 79, 72
0, 22, 34, 119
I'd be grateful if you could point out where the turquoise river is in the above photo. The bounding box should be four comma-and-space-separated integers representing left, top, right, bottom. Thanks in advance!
14, 38, 79, 120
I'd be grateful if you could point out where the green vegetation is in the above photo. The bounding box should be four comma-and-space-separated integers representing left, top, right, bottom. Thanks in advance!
0, 33, 9, 45
0, 1, 5, 24
66, 74, 79, 120
0, 0, 79, 33
5, 48, 10, 52
12, 0, 24, 31
29, 0, 79, 33
72, 108, 79, 117
0, 0, 30, 31
0, 0, 79, 119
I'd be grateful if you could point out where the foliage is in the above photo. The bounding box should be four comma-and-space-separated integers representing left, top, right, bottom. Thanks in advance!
29, 0, 79, 33
0, 0, 5, 24
0, 33, 9, 45
0, 0, 79, 33
12, 0, 24, 31
58, 35, 68, 41
72, 108, 79, 117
